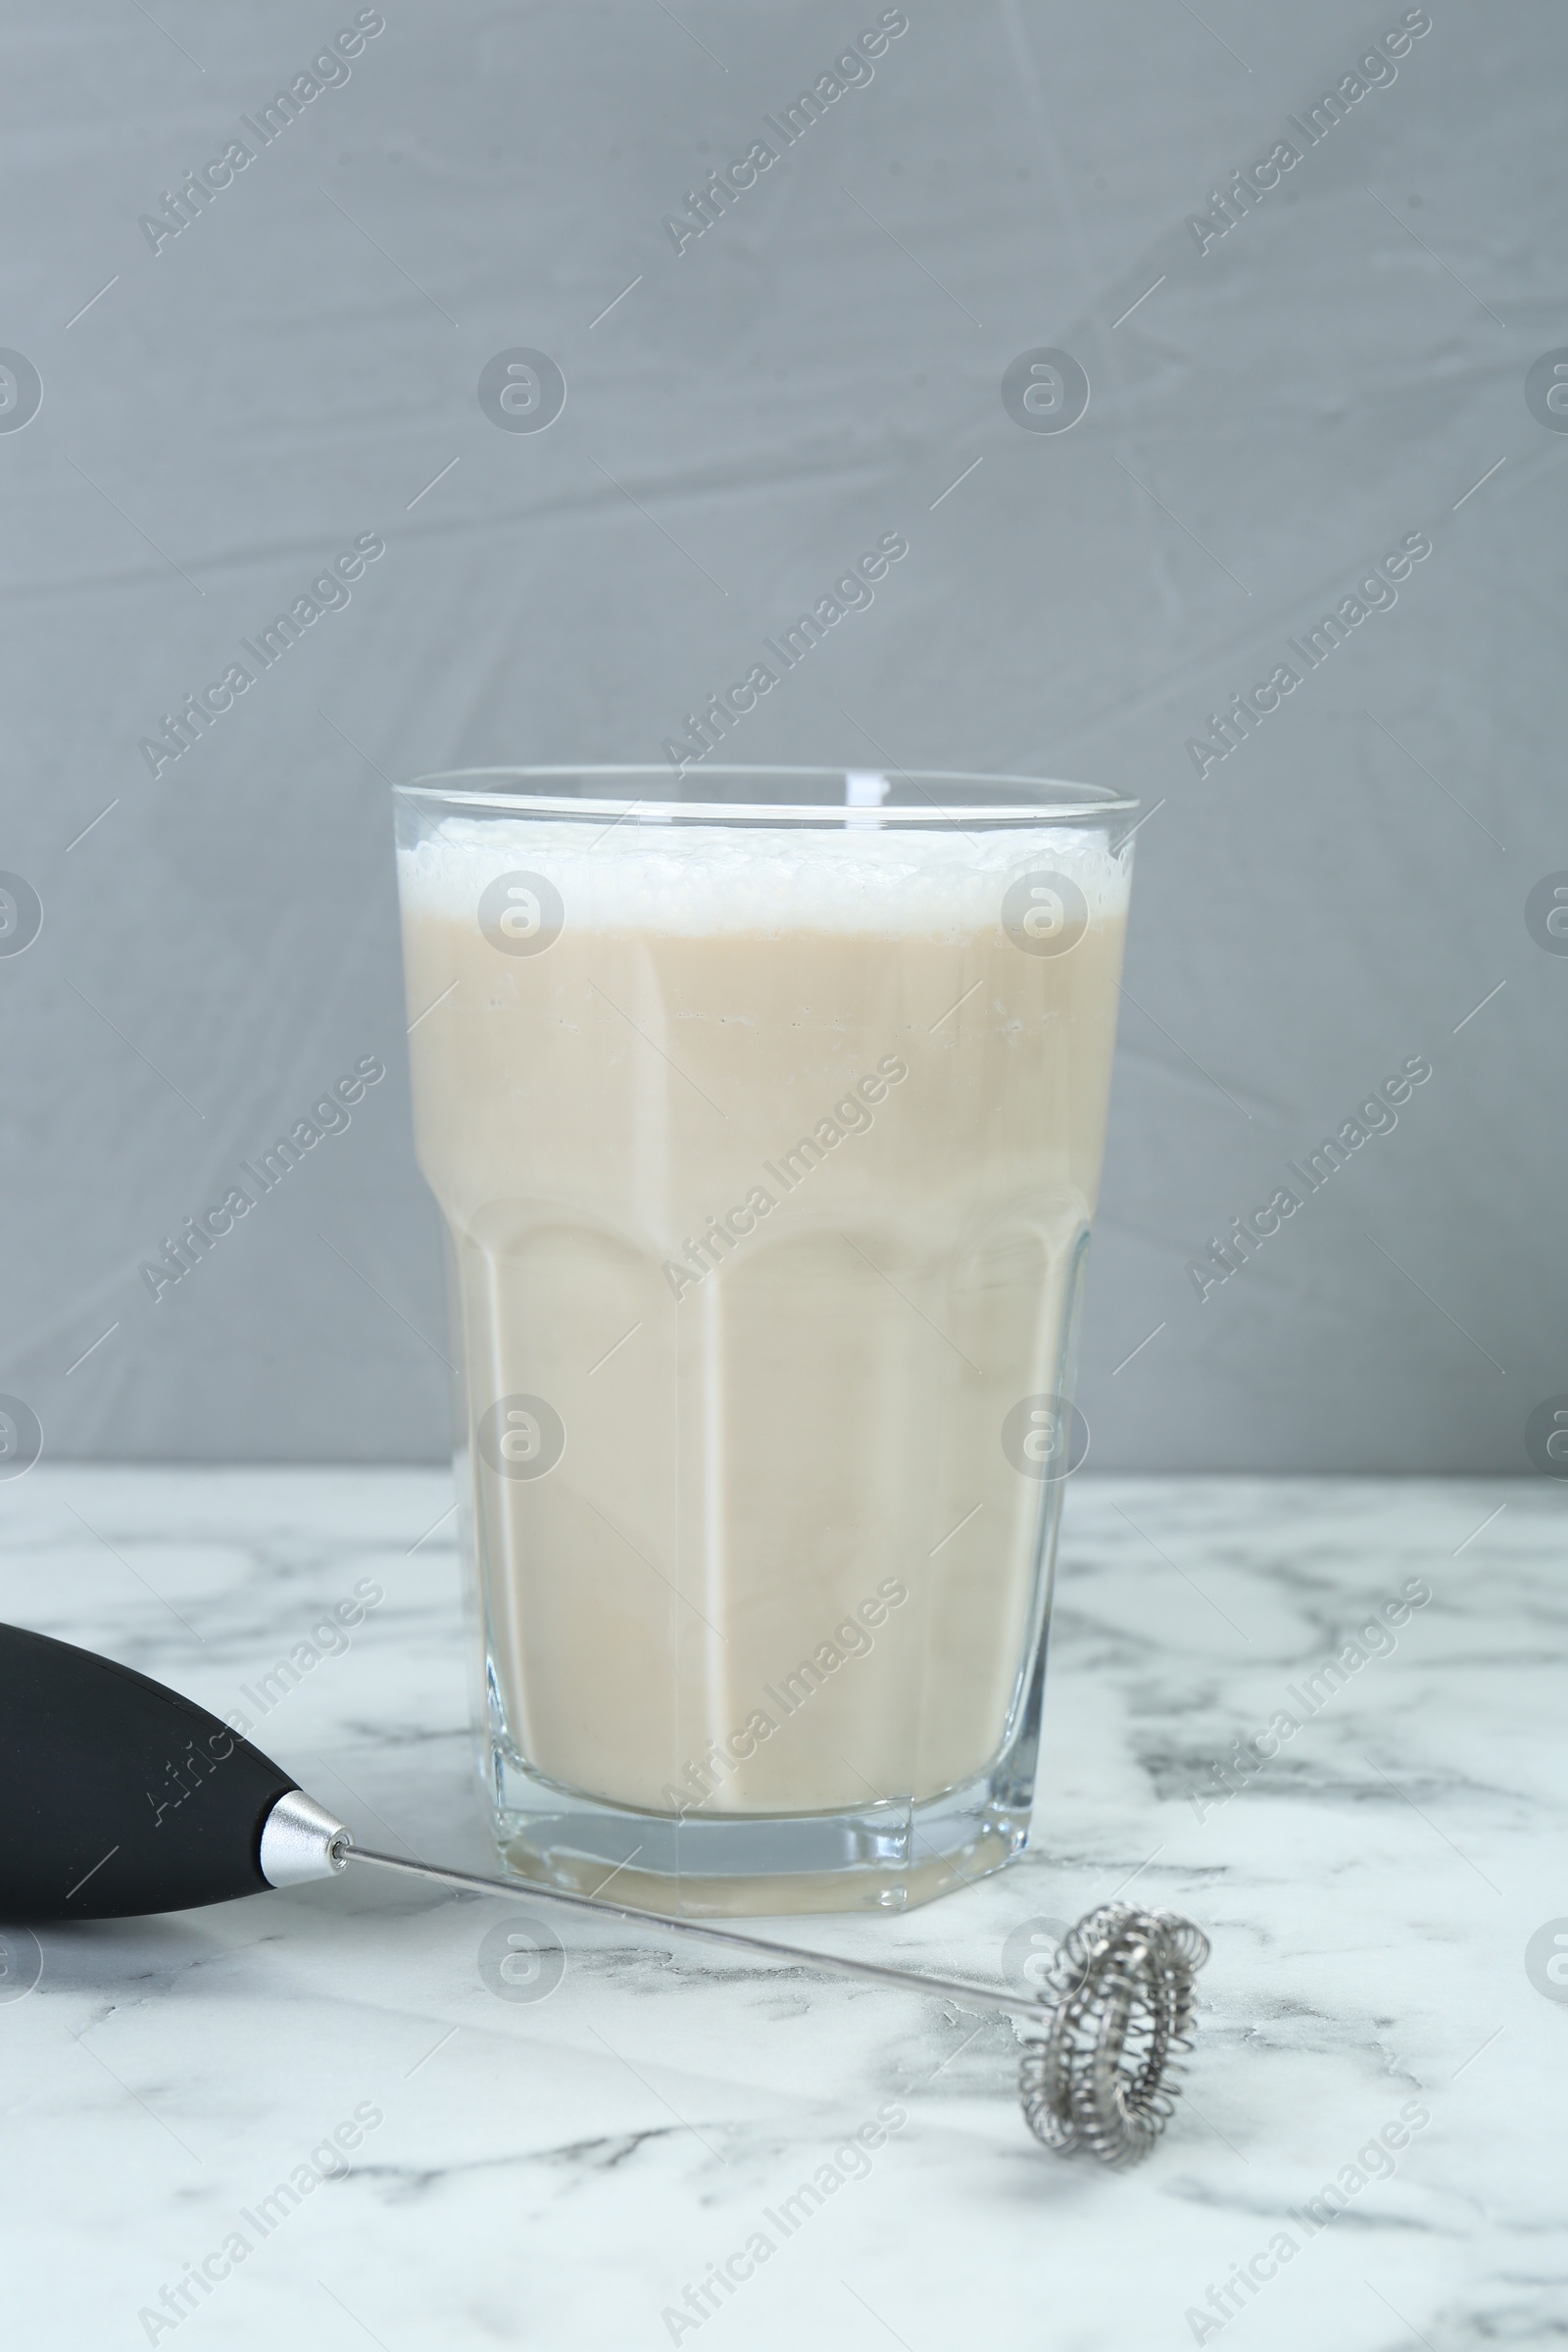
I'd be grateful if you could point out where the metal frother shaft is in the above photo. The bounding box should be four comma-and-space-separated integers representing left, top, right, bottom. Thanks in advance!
342, 1847, 1210, 2167
345, 1843, 1054, 2020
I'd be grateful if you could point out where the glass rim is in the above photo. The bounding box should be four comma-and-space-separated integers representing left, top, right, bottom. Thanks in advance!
394, 764, 1138, 825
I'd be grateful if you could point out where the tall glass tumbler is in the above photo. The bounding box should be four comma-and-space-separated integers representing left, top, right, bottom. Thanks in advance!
393, 768, 1135, 1915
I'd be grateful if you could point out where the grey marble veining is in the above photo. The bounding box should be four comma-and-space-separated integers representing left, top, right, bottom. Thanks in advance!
1, 1469, 1563, 2350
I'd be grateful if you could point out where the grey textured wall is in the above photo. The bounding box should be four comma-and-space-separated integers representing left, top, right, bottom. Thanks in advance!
3, 0, 1562, 1470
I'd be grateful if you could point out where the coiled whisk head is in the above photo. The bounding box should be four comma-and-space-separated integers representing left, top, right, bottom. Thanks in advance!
1017, 1903, 1210, 2167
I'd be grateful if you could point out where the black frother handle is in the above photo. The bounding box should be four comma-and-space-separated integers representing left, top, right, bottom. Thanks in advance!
0, 1622, 298, 1921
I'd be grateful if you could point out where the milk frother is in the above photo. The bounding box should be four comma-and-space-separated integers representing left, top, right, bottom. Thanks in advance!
0, 1620, 1207, 2165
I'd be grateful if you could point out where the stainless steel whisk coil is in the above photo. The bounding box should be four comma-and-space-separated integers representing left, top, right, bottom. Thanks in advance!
1018, 1904, 1210, 2167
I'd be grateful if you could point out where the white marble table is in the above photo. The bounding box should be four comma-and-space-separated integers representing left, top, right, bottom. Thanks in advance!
2, 1470, 1561, 2351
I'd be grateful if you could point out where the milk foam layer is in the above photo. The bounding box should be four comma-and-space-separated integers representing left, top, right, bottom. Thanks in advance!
398, 814, 1131, 938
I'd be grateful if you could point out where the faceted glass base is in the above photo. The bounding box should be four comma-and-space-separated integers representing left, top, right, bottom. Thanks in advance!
485, 1738, 1036, 1918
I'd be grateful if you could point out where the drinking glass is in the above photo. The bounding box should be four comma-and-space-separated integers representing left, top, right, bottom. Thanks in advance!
393, 767, 1135, 1915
